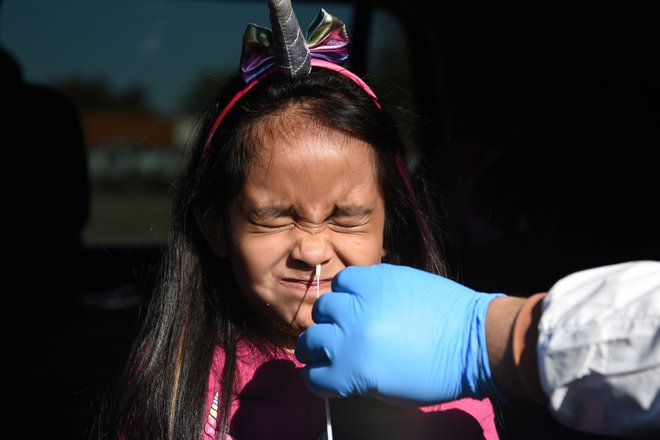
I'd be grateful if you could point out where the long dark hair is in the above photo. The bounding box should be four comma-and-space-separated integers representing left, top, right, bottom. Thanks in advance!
104, 67, 448, 439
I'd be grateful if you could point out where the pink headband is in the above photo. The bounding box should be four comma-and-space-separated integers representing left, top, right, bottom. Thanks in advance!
202, 59, 380, 158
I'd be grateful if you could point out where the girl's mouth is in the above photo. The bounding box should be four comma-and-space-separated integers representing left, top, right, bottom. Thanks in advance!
280, 278, 331, 291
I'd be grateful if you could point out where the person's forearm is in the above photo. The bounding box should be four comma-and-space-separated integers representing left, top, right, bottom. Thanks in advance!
486, 293, 548, 404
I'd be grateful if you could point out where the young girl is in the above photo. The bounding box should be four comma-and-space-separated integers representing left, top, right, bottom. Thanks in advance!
106, 1, 500, 439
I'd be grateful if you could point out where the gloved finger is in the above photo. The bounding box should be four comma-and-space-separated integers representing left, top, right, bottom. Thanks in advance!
311, 290, 354, 324
299, 363, 341, 398
298, 325, 350, 400
295, 322, 337, 364
331, 264, 381, 295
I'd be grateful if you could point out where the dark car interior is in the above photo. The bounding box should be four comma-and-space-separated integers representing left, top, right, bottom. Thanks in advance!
2, 1, 658, 438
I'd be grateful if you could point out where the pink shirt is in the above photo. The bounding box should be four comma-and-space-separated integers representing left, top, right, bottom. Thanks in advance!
203, 337, 499, 440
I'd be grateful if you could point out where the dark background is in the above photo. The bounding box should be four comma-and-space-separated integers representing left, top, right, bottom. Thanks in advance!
392, 2, 660, 293
3, 1, 659, 439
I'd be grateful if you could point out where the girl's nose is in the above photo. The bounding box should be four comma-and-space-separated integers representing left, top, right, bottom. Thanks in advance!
291, 227, 332, 267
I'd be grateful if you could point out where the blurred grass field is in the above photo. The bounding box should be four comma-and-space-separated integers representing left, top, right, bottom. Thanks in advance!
83, 185, 172, 246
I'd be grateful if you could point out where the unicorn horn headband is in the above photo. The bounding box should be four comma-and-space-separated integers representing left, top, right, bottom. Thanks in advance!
269, 0, 311, 77
202, 0, 380, 157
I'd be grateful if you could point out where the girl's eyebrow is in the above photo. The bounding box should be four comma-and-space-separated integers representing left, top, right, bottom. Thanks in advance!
248, 205, 294, 220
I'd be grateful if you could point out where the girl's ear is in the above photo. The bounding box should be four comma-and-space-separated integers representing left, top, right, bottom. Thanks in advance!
195, 207, 229, 258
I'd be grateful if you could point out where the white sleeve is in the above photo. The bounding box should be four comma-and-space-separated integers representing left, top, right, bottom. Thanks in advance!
537, 260, 660, 438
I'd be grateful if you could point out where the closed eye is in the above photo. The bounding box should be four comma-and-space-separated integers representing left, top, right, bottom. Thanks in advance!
245, 205, 373, 232
328, 206, 372, 232
246, 206, 295, 232
328, 222, 368, 233
248, 218, 295, 233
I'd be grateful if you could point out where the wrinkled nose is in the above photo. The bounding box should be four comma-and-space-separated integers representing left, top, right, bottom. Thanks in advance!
290, 226, 332, 268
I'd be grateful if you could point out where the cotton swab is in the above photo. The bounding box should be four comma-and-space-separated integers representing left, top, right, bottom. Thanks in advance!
324, 399, 333, 440
315, 264, 333, 440
316, 264, 321, 300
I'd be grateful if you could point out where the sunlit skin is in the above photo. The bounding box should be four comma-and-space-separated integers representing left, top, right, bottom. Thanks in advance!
209, 111, 386, 351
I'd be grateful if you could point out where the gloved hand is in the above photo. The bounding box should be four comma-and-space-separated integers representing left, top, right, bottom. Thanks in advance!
295, 263, 505, 405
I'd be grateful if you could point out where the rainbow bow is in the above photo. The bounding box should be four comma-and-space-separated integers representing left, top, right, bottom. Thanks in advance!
240, 8, 349, 83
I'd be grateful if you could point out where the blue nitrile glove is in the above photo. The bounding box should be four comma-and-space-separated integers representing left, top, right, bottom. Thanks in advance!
295, 263, 505, 405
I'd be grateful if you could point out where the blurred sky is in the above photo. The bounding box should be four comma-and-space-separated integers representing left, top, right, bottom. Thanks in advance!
1, 0, 352, 115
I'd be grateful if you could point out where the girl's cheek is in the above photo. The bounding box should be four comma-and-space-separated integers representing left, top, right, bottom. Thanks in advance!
238, 232, 296, 260
331, 234, 384, 265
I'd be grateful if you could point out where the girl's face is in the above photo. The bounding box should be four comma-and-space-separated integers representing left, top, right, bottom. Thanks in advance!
205, 115, 386, 350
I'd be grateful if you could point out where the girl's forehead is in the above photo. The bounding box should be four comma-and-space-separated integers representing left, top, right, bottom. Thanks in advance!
253, 107, 325, 141
250, 115, 372, 168
240, 126, 380, 211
